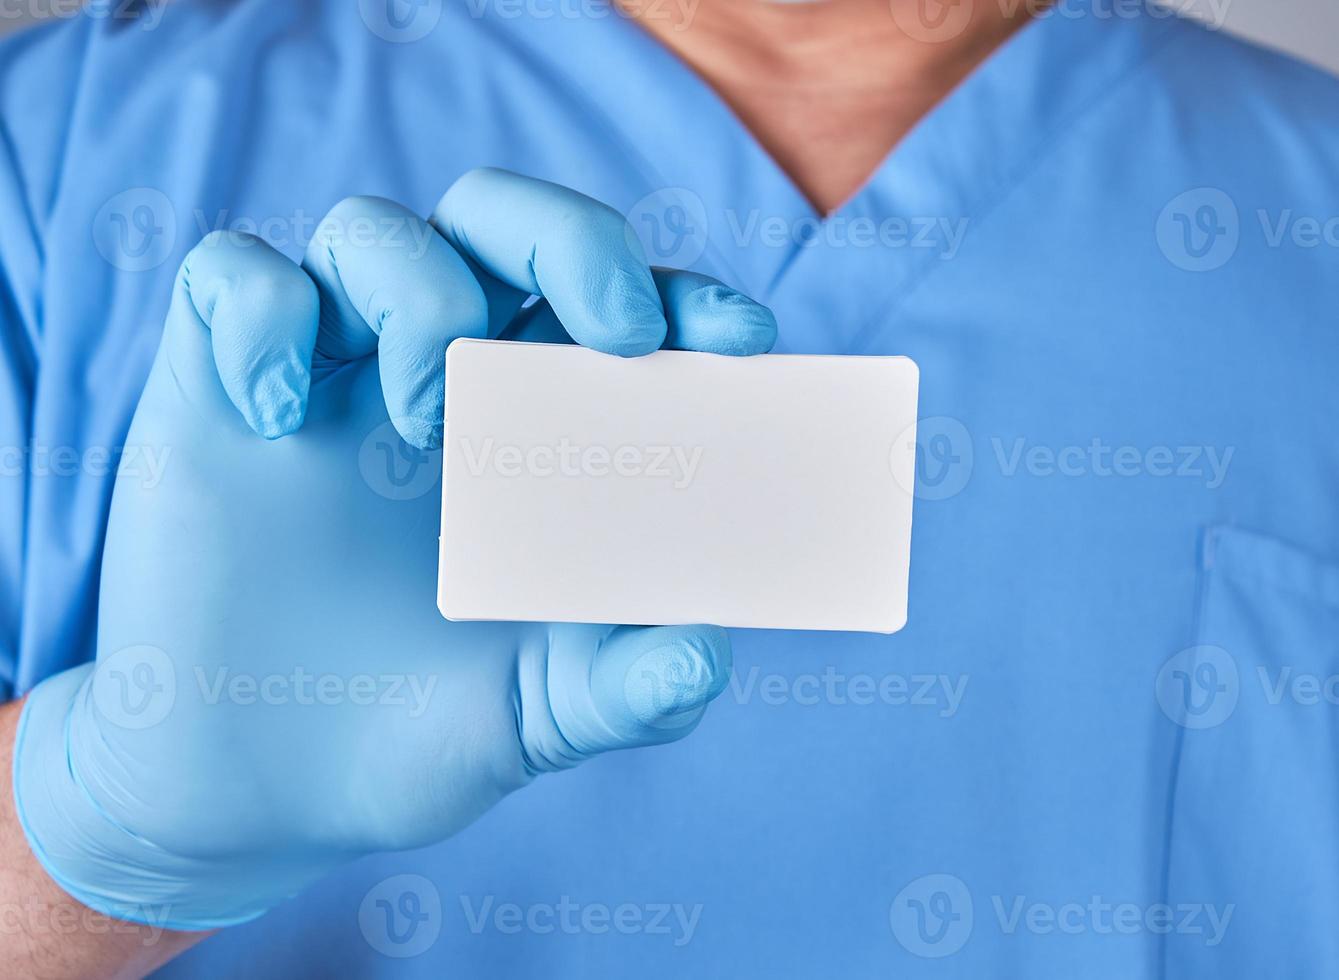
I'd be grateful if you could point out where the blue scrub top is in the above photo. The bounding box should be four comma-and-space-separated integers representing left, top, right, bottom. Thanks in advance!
2, 1, 1338, 976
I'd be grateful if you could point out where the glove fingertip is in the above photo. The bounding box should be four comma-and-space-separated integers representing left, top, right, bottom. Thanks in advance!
241, 361, 310, 440
650, 268, 778, 355
394, 416, 443, 452
594, 625, 732, 743
568, 304, 667, 358
669, 284, 778, 356
378, 361, 446, 451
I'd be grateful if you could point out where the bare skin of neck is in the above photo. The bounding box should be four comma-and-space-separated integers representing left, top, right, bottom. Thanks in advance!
623, 0, 1038, 214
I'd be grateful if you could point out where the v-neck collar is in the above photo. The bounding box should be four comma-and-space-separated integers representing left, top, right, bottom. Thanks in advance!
486, 0, 1184, 350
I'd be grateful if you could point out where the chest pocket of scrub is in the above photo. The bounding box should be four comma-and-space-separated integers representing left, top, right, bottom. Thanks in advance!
1163, 526, 1339, 979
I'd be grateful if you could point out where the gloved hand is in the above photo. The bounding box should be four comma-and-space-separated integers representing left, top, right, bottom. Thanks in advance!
12, 170, 777, 929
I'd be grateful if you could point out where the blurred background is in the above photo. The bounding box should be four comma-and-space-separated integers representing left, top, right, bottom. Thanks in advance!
1, 0, 1337, 73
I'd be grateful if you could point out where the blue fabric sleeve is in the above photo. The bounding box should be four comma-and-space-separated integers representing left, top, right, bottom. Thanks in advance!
0, 128, 38, 704
0, 20, 90, 701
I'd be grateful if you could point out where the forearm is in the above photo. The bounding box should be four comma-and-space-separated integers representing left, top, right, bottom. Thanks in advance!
0, 698, 203, 979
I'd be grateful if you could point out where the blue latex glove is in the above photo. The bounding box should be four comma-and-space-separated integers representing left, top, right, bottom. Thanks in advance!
12, 170, 777, 929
